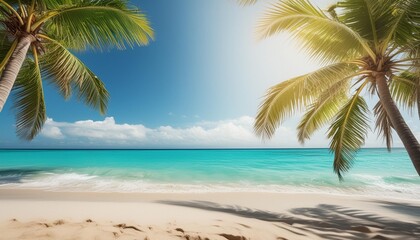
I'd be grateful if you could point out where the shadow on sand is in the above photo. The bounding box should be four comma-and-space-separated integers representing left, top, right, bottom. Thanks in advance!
158, 200, 420, 240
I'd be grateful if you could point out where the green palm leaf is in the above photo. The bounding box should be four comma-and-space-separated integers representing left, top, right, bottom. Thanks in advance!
338, 0, 395, 48
373, 101, 393, 151
38, 0, 154, 51
12, 58, 46, 140
258, 0, 375, 64
328, 94, 370, 180
390, 72, 419, 118
297, 80, 350, 143
40, 37, 109, 114
255, 62, 359, 139
400, 0, 420, 33
381, 0, 418, 49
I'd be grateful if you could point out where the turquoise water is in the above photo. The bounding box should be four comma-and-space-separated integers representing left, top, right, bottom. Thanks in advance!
0, 149, 419, 199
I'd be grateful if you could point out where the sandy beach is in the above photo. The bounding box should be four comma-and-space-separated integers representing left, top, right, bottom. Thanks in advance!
0, 189, 419, 240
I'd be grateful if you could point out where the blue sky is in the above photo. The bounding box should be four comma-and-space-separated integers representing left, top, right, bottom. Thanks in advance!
0, 0, 419, 148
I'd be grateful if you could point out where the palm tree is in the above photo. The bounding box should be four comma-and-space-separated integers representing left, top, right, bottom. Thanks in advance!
0, 0, 153, 140
254, 0, 420, 179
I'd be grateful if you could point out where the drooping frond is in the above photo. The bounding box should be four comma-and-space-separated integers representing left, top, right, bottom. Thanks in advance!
328, 93, 370, 180
258, 0, 375, 64
40, 37, 109, 114
297, 79, 350, 143
373, 101, 393, 151
38, 0, 154, 51
254, 62, 359, 139
338, 0, 395, 48
12, 59, 46, 140
390, 72, 419, 118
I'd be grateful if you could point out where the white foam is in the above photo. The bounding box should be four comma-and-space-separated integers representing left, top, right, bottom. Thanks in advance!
1, 172, 419, 200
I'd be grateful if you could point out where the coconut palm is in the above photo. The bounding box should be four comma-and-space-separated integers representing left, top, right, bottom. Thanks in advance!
0, 0, 153, 140
254, 0, 420, 179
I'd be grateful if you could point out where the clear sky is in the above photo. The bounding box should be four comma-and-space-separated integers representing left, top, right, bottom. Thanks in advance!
0, 0, 418, 148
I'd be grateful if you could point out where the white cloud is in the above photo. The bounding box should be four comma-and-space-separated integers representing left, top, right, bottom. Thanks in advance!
40, 116, 404, 148
40, 116, 297, 147
149, 116, 256, 145
40, 116, 257, 147
41, 119, 64, 139
41, 117, 147, 144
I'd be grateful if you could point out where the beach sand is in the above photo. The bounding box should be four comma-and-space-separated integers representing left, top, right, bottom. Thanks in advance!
0, 189, 419, 239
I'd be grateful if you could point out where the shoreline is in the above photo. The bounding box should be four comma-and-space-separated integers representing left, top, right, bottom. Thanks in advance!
1, 183, 419, 202
1, 188, 420, 203
1, 189, 419, 239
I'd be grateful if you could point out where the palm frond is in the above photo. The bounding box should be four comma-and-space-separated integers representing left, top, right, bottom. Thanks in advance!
373, 101, 393, 151
254, 62, 359, 139
390, 72, 419, 118
297, 80, 350, 143
12, 58, 46, 140
381, 0, 418, 50
338, 0, 395, 48
258, 0, 375, 64
401, 0, 420, 32
37, 0, 154, 51
40, 37, 109, 114
33, 0, 73, 10
328, 92, 370, 180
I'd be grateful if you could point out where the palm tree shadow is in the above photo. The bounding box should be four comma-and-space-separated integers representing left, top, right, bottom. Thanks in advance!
0, 169, 45, 184
158, 200, 420, 240
372, 200, 420, 219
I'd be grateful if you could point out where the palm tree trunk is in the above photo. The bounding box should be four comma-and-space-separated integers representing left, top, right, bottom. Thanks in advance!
376, 73, 420, 175
0, 35, 34, 112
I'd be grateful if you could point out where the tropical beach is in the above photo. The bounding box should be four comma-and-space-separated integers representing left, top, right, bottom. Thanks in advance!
1, 0, 420, 239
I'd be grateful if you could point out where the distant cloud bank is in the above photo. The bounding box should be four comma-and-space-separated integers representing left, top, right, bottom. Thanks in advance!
40, 115, 411, 148
40, 116, 299, 148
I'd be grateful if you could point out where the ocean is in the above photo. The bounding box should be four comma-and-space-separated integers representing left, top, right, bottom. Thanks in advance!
0, 149, 419, 200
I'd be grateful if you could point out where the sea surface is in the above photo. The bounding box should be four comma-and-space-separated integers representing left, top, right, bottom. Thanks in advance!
0, 149, 419, 200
